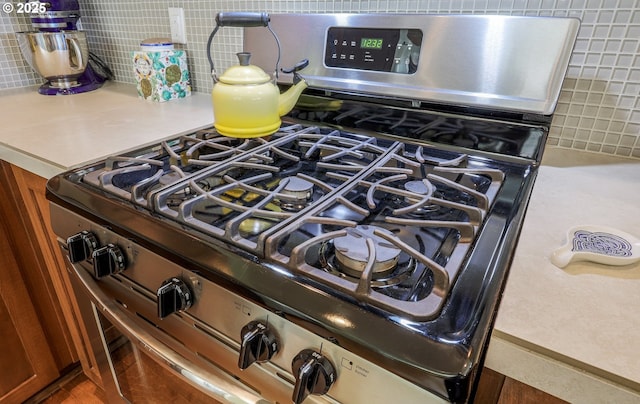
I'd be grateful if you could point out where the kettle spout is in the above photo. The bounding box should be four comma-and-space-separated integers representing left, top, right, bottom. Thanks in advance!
277, 79, 308, 117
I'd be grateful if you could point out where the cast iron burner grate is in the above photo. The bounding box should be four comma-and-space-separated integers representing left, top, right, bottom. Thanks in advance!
262, 136, 504, 320
79, 123, 504, 320
82, 128, 263, 207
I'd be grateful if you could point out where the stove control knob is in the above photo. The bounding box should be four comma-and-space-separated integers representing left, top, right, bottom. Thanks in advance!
67, 231, 99, 263
291, 349, 336, 404
92, 244, 126, 278
157, 277, 193, 319
238, 321, 279, 370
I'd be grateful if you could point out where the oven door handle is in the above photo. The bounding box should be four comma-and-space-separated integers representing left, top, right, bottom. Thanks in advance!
72, 263, 270, 404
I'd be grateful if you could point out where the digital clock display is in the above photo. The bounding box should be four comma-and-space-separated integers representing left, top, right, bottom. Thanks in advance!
360, 38, 383, 49
326, 27, 422, 73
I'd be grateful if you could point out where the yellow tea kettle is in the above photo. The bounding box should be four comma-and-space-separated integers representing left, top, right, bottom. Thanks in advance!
206, 12, 308, 138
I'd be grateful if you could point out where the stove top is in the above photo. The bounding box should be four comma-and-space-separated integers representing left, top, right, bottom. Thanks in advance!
74, 114, 527, 321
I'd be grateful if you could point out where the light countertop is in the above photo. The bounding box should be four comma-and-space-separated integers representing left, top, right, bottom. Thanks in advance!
1, 83, 639, 403
0, 82, 213, 178
486, 148, 640, 403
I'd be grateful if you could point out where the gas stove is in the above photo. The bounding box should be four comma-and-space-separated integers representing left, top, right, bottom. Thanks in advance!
46, 13, 579, 404
47, 116, 536, 403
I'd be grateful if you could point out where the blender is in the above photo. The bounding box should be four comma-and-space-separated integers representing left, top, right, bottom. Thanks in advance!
16, 0, 112, 95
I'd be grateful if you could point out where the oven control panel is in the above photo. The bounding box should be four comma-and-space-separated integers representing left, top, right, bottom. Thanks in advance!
324, 27, 422, 74
52, 205, 443, 404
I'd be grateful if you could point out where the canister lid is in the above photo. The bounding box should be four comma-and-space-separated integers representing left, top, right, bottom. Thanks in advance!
140, 38, 174, 51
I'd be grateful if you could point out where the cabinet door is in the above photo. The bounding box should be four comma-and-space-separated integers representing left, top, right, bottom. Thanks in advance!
0, 162, 103, 387
0, 215, 58, 403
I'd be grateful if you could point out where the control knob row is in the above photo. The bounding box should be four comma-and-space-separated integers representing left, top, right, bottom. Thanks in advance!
238, 321, 336, 403
67, 232, 195, 321
66, 231, 126, 278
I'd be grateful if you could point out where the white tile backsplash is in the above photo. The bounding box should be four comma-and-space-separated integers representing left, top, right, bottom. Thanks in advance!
1, 0, 638, 158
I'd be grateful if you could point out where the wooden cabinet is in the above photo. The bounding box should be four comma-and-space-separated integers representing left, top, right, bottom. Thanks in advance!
0, 215, 58, 403
0, 161, 102, 402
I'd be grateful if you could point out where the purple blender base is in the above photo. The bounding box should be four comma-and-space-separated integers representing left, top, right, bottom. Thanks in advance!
38, 64, 106, 95
38, 80, 103, 95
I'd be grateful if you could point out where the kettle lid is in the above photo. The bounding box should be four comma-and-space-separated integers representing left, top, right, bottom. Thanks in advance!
219, 52, 271, 85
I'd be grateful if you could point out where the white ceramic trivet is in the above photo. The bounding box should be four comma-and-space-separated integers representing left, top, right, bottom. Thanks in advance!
550, 225, 640, 268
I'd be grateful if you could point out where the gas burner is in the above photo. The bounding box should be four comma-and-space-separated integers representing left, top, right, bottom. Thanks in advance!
404, 180, 433, 195
318, 242, 415, 288
159, 171, 183, 186
404, 179, 435, 200
276, 176, 314, 211
151, 170, 222, 207
333, 225, 401, 278
402, 179, 440, 214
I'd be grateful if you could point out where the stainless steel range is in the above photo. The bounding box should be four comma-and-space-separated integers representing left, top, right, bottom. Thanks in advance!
46, 13, 579, 404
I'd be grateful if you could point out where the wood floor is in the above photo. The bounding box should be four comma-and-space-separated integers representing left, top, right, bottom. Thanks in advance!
475, 368, 568, 404
24, 366, 106, 404
26, 366, 566, 404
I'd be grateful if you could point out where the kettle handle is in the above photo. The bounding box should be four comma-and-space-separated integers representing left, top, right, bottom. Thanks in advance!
216, 12, 270, 27
206, 12, 281, 82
